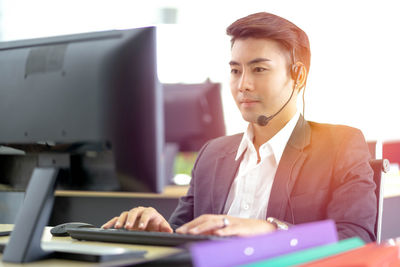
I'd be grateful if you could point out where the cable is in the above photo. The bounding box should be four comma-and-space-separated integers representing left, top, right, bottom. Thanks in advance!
285, 69, 307, 225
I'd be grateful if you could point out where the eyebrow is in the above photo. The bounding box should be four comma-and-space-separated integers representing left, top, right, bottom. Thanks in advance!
229, 58, 271, 66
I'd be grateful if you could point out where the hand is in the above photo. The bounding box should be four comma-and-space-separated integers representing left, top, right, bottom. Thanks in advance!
101, 206, 173, 233
176, 214, 276, 237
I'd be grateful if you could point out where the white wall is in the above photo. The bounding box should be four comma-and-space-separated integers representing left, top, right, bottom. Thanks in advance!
1, 0, 399, 141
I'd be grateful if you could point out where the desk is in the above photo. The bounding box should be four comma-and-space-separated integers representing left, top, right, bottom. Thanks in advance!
0, 224, 185, 267
55, 185, 189, 198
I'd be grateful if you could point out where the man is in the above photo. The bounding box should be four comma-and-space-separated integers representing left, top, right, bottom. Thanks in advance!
103, 12, 376, 242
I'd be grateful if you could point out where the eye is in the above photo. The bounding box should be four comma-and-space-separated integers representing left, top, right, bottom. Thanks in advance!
230, 68, 240, 74
254, 67, 267, 72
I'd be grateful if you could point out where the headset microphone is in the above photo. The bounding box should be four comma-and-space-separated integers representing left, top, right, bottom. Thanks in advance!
256, 88, 295, 126
256, 64, 302, 127
257, 114, 272, 127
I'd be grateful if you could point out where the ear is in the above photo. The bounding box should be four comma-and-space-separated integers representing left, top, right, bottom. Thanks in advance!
292, 62, 307, 91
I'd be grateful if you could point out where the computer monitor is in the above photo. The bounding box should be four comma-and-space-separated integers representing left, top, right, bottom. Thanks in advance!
163, 82, 226, 152
0, 26, 165, 193
0, 26, 164, 262
162, 82, 226, 186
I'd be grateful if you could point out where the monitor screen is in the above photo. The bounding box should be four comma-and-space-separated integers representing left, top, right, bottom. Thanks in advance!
0, 27, 165, 193
163, 82, 226, 152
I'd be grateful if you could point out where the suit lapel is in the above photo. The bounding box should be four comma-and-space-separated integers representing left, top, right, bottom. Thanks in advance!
267, 116, 311, 220
212, 136, 243, 214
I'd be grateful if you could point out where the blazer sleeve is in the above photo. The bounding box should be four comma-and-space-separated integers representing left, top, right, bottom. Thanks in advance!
328, 128, 376, 242
168, 141, 210, 230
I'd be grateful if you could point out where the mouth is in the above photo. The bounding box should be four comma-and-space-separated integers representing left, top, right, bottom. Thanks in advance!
239, 98, 260, 107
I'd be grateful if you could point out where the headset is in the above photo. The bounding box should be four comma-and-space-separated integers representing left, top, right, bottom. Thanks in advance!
257, 49, 308, 225
291, 63, 303, 88
256, 61, 304, 127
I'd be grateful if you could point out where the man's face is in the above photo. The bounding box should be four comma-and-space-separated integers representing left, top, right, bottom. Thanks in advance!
229, 38, 295, 124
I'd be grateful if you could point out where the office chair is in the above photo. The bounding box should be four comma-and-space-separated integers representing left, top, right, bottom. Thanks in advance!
369, 158, 390, 243
383, 141, 400, 166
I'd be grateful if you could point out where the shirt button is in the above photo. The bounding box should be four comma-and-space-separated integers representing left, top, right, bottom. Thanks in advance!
243, 204, 249, 210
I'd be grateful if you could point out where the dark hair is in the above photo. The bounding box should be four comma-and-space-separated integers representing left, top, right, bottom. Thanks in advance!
226, 12, 311, 74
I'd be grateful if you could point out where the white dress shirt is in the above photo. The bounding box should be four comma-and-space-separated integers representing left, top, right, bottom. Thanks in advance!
223, 112, 300, 219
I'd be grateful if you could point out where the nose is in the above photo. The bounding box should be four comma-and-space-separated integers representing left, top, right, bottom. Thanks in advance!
237, 71, 253, 92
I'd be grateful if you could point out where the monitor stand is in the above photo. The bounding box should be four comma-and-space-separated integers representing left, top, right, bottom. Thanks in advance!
2, 158, 147, 263
3, 167, 58, 262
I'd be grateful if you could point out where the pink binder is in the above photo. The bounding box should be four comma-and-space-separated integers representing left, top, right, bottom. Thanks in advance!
301, 243, 400, 267
190, 219, 338, 267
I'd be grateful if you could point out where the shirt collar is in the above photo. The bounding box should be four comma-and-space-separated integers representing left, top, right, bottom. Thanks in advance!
236, 124, 254, 161
235, 111, 301, 163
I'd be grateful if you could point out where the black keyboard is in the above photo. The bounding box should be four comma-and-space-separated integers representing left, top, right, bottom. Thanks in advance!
67, 227, 228, 247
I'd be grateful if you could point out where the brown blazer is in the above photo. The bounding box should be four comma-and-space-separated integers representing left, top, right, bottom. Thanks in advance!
169, 116, 377, 242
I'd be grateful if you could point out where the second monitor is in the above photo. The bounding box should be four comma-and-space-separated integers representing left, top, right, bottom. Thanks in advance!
164, 82, 226, 152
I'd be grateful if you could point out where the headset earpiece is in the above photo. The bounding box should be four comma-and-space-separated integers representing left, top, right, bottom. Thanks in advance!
291, 63, 303, 88
291, 64, 299, 80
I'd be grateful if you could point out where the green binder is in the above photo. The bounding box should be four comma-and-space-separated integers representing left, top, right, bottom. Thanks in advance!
240, 237, 365, 267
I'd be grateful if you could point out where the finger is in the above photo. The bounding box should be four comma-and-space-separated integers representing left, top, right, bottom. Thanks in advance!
101, 217, 118, 229
177, 215, 222, 234
115, 212, 128, 229
137, 208, 160, 230
143, 215, 173, 233
125, 208, 141, 230
187, 218, 224, 235
214, 226, 239, 236
216, 226, 258, 237
159, 220, 173, 233
176, 215, 211, 234
146, 217, 167, 232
